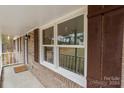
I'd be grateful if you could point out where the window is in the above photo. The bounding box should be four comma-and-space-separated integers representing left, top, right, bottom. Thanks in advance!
58, 15, 84, 45
41, 9, 87, 87
42, 26, 54, 64
57, 15, 84, 76
44, 47, 54, 64
42, 15, 85, 73
59, 48, 84, 75
43, 27, 54, 45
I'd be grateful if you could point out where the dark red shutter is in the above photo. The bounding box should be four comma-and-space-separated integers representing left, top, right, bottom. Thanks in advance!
87, 5, 124, 88
34, 28, 39, 62
17, 38, 19, 52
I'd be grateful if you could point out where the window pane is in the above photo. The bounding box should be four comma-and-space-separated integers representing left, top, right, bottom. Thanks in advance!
44, 47, 53, 64
43, 27, 54, 44
58, 15, 84, 45
59, 48, 84, 75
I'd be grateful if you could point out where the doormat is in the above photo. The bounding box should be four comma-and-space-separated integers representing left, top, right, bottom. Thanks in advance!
14, 65, 28, 73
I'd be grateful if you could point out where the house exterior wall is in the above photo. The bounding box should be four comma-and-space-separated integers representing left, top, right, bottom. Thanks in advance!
28, 31, 35, 69
31, 62, 82, 88
27, 30, 82, 88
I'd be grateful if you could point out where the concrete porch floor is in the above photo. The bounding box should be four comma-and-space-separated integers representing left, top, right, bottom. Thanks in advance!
2, 65, 44, 88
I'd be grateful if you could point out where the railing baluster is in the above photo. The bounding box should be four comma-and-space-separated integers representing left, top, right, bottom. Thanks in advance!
72, 56, 74, 72
59, 54, 61, 66
12, 53, 13, 64
2, 54, 4, 66
10, 53, 11, 64
65, 56, 68, 69
3, 54, 6, 65
62, 54, 64, 67
65, 55, 67, 68
9, 53, 10, 65
69, 55, 71, 70
60, 54, 62, 67
6, 54, 7, 65
67, 55, 69, 70
71, 56, 73, 71
76, 57, 78, 73
68, 55, 70, 70
1, 52, 18, 67
78, 57, 81, 74
62, 55, 64, 67
82, 58, 84, 75
59, 54, 84, 76
2, 54, 3, 65
64, 55, 66, 68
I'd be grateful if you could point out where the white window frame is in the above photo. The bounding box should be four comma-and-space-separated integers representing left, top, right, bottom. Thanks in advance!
39, 6, 87, 87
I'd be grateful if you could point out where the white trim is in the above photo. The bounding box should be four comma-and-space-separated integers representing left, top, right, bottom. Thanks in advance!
43, 61, 55, 68
0, 33, 2, 75
41, 45, 84, 48
56, 45, 84, 48
83, 8, 88, 87
41, 45, 54, 47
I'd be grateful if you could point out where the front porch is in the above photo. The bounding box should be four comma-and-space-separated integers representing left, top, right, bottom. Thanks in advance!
0, 51, 82, 88
2, 64, 44, 88
0, 7, 85, 87
0, 5, 124, 88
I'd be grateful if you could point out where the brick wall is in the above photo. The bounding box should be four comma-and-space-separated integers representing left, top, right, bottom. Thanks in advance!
28, 32, 35, 68
27, 30, 82, 88
31, 62, 82, 88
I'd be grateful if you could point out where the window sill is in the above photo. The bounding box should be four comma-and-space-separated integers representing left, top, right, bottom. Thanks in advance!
40, 62, 86, 87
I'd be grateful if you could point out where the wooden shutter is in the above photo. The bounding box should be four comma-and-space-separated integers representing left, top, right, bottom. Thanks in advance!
87, 5, 124, 88
87, 15, 102, 87
20, 37, 21, 52
102, 8, 124, 87
17, 38, 19, 52
34, 28, 39, 62
23, 36, 25, 64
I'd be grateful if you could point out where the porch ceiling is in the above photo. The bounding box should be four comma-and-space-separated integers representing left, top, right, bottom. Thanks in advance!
0, 5, 83, 37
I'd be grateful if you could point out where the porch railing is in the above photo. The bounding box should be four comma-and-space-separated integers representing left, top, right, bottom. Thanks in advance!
59, 54, 84, 75
2, 52, 18, 67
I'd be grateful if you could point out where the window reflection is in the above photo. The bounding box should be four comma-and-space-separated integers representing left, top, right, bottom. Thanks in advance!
44, 47, 53, 64
58, 15, 84, 45
59, 48, 84, 75
43, 27, 54, 44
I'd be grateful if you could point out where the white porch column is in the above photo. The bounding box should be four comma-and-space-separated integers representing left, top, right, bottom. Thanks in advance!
0, 32, 2, 76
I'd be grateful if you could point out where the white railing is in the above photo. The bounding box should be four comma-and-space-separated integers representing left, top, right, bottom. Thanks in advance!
2, 52, 19, 67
